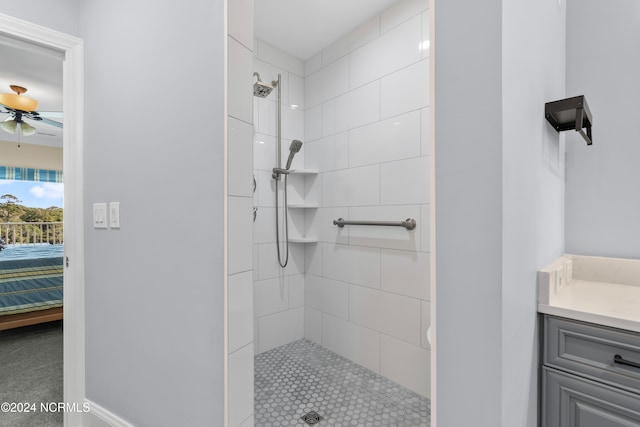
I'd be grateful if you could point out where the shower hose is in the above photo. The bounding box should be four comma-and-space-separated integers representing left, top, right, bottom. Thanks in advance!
274, 174, 289, 268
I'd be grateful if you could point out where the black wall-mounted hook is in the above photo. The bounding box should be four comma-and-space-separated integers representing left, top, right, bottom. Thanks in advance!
545, 95, 593, 145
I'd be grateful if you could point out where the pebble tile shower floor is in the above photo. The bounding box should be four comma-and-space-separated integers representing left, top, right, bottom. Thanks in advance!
255, 339, 430, 426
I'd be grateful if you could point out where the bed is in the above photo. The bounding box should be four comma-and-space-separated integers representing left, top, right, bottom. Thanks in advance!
0, 244, 64, 330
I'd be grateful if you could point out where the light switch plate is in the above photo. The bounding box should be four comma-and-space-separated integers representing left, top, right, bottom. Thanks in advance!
109, 202, 120, 228
93, 203, 108, 229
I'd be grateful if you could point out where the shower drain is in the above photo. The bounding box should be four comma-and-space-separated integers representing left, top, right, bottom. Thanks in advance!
301, 411, 323, 425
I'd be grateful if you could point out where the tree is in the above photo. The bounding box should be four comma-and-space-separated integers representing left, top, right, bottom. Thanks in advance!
0, 194, 23, 223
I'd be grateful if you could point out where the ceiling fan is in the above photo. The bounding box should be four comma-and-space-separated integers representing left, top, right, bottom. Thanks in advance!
0, 85, 63, 137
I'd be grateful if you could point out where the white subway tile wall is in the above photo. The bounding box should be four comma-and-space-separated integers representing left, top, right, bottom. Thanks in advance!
304, 275, 350, 319
252, 0, 430, 401
420, 107, 430, 155
304, 132, 349, 172
321, 313, 382, 373
380, 58, 429, 118
420, 204, 430, 251
305, 56, 349, 108
238, 415, 254, 427
228, 343, 255, 427
304, 105, 322, 141
322, 165, 380, 207
348, 284, 422, 345
227, 0, 253, 50
228, 37, 253, 124
322, 243, 382, 288
348, 205, 422, 251
380, 156, 429, 205
381, 0, 427, 33
304, 52, 322, 77
252, 276, 289, 318
257, 242, 304, 280
380, 334, 430, 396
322, 16, 380, 67
381, 249, 431, 300
228, 196, 253, 275
228, 117, 254, 197
349, 15, 422, 89
304, 307, 323, 344
228, 271, 254, 354
229, 6, 256, 422
257, 307, 305, 353
348, 110, 421, 168
255, 38, 304, 77
253, 41, 308, 361
421, 10, 430, 60
334, 81, 381, 133
301, 0, 430, 399
288, 274, 305, 308
420, 299, 431, 350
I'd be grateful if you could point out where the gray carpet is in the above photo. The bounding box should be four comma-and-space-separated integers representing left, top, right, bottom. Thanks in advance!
0, 320, 63, 427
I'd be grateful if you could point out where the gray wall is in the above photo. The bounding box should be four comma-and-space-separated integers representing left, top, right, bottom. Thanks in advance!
0, 0, 81, 37
434, 0, 565, 425
565, 0, 640, 259
501, 1, 566, 425
82, 1, 226, 426
434, 0, 503, 424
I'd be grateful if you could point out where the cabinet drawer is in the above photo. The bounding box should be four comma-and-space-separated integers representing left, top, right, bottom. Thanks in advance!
543, 367, 640, 427
545, 316, 640, 393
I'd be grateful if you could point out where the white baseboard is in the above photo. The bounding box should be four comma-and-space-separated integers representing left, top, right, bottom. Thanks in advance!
82, 399, 136, 427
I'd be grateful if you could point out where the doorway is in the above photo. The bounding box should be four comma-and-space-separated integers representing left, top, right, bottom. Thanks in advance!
0, 12, 84, 426
228, 0, 433, 424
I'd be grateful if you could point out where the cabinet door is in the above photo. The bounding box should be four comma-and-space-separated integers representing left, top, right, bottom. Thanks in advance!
544, 367, 640, 427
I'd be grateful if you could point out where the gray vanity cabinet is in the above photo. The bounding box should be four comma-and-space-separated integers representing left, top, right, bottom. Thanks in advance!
542, 315, 640, 427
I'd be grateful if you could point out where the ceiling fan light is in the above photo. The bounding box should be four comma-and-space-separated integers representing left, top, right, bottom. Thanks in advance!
0, 118, 17, 134
20, 121, 36, 136
0, 93, 39, 112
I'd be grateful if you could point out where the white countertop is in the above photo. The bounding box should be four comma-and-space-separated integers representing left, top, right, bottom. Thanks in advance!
539, 280, 640, 333
538, 254, 640, 333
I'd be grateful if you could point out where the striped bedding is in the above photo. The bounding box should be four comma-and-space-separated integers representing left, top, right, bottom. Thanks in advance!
0, 245, 63, 316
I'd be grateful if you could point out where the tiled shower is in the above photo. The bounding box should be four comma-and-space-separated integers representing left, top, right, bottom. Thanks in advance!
228, 0, 430, 424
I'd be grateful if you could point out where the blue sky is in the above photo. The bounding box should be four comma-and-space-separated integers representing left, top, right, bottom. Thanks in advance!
0, 180, 63, 208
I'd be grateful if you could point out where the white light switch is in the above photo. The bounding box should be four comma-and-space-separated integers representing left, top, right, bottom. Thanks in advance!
109, 202, 120, 228
93, 203, 107, 229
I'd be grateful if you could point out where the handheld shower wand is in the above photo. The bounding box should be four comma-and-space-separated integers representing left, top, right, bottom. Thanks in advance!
272, 139, 303, 269
273, 139, 303, 178
285, 139, 303, 170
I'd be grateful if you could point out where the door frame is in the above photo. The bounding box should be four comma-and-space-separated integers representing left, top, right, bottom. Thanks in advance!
0, 13, 85, 426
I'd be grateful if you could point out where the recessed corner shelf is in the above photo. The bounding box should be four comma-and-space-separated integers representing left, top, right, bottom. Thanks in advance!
288, 237, 319, 243
545, 95, 593, 145
288, 203, 319, 209
288, 169, 319, 176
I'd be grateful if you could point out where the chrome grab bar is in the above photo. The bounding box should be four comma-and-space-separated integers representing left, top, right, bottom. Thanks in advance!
332, 218, 416, 231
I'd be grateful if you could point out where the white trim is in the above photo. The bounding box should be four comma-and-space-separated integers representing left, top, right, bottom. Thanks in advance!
223, 1, 230, 426
0, 13, 85, 427
83, 399, 135, 427
428, 1, 437, 426
63, 37, 85, 427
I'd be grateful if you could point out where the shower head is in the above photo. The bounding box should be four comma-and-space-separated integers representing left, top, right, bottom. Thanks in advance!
285, 139, 303, 170
289, 139, 303, 153
253, 72, 274, 98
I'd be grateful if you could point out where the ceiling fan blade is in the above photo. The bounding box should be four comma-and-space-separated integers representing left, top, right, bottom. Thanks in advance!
40, 117, 63, 129
0, 106, 63, 129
